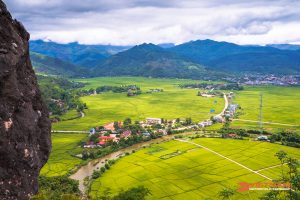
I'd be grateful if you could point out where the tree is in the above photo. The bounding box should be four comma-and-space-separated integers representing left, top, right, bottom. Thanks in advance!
112, 186, 151, 200
124, 118, 132, 126
276, 150, 288, 179
90, 133, 100, 143
36, 176, 80, 200
100, 167, 106, 173
113, 121, 120, 130
185, 117, 192, 125
218, 187, 235, 200
260, 151, 300, 200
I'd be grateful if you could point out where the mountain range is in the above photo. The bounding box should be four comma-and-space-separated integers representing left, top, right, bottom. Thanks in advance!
29, 39, 300, 78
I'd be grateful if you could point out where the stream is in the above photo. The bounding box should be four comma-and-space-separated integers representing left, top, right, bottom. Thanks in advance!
70, 135, 175, 193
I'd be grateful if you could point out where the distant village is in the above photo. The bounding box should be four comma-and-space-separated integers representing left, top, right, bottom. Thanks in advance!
225, 75, 300, 86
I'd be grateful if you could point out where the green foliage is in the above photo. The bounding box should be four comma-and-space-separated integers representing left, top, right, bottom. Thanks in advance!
112, 186, 151, 200
179, 82, 243, 90
36, 176, 80, 200
123, 118, 132, 126
92, 170, 101, 179
100, 167, 106, 173
170, 39, 300, 74
218, 187, 235, 200
91, 43, 226, 80
260, 151, 300, 200
37, 75, 85, 116
270, 131, 300, 148
31, 51, 89, 77
95, 85, 141, 94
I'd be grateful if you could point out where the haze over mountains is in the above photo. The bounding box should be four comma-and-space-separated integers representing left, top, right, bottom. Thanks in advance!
29, 39, 300, 78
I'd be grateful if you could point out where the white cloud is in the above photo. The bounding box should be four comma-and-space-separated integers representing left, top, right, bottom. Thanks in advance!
4, 0, 300, 45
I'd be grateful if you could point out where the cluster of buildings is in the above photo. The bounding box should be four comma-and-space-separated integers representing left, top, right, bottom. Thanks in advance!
84, 118, 167, 148
225, 75, 300, 86
198, 120, 213, 128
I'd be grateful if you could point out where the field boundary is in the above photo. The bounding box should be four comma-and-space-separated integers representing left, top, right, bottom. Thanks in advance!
175, 139, 273, 181
233, 119, 299, 127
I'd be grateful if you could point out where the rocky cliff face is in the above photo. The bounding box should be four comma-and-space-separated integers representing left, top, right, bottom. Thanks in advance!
0, 1, 51, 199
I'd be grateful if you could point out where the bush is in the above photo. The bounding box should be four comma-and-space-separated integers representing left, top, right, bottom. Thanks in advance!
100, 167, 106, 173
92, 170, 101, 179
105, 163, 110, 170
112, 186, 151, 200
36, 176, 80, 200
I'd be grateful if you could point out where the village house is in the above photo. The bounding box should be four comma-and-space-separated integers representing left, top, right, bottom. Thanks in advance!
227, 133, 237, 138
142, 132, 151, 137
157, 129, 167, 135
121, 130, 132, 139
146, 118, 162, 124
103, 121, 122, 131
198, 120, 213, 128
257, 135, 269, 141
89, 128, 96, 135
98, 135, 114, 146
83, 141, 99, 148
109, 134, 119, 142
213, 115, 224, 123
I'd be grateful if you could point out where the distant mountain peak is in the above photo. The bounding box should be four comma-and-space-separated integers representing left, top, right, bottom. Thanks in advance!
133, 43, 163, 50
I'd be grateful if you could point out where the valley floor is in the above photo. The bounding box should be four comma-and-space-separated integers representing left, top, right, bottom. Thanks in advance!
90, 137, 300, 200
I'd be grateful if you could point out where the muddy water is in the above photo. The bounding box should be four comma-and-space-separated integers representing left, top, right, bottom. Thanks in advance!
70, 135, 174, 192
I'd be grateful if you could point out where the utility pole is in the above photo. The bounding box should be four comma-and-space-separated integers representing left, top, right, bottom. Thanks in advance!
258, 93, 263, 134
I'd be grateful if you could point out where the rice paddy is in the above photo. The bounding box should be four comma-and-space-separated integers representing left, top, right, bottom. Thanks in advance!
41, 133, 88, 177
90, 138, 300, 200
52, 77, 224, 131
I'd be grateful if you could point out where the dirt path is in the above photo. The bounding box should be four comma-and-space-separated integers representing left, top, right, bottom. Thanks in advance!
51, 130, 89, 133
233, 119, 299, 127
80, 111, 85, 118
175, 139, 273, 181
255, 163, 286, 172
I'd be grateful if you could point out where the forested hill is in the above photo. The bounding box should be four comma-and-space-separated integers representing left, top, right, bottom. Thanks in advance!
30, 52, 89, 77
169, 39, 300, 74
29, 40, 300, 78
29, 40, 131, 68
91, 43, 226, 79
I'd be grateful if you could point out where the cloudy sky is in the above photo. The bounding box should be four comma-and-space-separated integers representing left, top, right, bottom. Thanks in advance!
4, 0, 300, 45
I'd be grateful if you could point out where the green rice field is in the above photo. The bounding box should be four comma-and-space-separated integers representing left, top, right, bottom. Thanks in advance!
41, 133, 87, 177
53, 77, 224, 131
90, 138, 300, 200
231, 86, 300, 132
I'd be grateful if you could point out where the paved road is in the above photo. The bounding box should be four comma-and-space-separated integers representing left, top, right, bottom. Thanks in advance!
233, 119, 299, 127
212, 93, 228, 119
175, 139, 272, 181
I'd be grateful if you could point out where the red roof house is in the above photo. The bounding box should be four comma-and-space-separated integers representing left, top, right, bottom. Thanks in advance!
98, 136, 114, 145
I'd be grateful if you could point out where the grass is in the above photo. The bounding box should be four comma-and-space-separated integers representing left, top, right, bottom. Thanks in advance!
53, 77, 224, 131
41, 133, 88, 177
90, 138, 300, 200
59, 109, 80, 121
231, 86, 300, 132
